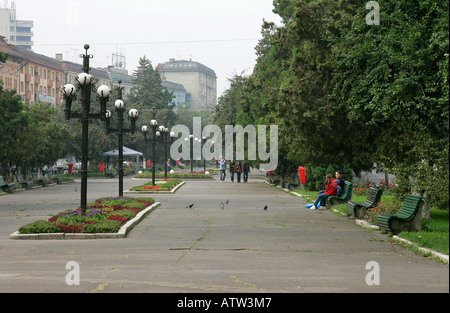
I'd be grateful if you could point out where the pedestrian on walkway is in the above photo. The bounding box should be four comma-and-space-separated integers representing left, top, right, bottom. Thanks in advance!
243, 161, 251, 183
219, 157, 227, 182
236, 161, 242, 183
310, 173, 337, 210
229, 159, 236, 182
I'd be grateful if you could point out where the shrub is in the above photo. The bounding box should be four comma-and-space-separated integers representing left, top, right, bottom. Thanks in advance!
122, 201, 147, 211
19, 220, 61, 234
107, 215, 128, 225
95, 196, 134, 206
366, 196, 402, 224
111, 209, 136, 220
136, 198, 155, 205
300, 165, 353, 191
54, 208, 106, 225
82, 220, 121, 233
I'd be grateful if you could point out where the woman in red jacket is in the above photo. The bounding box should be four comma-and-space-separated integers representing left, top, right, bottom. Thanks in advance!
310, 174, 337, 210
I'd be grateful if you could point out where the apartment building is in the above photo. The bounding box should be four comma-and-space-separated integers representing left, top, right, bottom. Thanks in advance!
0, 2, 34, 51
1, 36, 64, 106
161, 79, 191, 108
157, 59, 217, 112
59, 57, 112, 91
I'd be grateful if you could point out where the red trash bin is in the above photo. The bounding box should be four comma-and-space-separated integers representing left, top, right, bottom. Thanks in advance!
298, 166, 306, 184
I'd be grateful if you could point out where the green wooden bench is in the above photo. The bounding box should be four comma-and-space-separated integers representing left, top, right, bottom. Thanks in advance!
0, 175, 16, 193
15, 173, 33, 190
326, 181, 352, 208
377, 194, 424, 235
32, 173, 49, 187
286, 173, 301, 191
47, 173, 61, 184
347, 187, 383, 218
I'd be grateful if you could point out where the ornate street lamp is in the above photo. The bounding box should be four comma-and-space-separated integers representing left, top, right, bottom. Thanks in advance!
184, 134, 194, 173
105, 81, 139, 196
141, 107, 159, 186
62, 44, 111, 215
157, 122, 176, 180
202, 136, 208, 172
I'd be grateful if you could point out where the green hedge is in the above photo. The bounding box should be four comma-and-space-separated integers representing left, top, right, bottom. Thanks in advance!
82, 220, 121, 233
304, 165, 353, 191
112, 209, 136, 220
123, 201, 147, 211
19, 220, 61, 234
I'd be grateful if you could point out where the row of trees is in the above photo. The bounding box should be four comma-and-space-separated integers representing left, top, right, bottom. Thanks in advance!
213, 0, 448, 209
0, 87, 71, 177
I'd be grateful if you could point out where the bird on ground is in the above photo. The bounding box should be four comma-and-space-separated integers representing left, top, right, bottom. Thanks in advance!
225, 199, 229, 205
263, 205, 268, 211
221, 202, 225, 210
186, 204, 194, 208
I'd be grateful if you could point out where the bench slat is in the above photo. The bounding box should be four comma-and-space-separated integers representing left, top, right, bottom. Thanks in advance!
376, 194, 423, 233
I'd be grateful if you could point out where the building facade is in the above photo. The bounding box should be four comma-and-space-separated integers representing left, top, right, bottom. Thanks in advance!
0, 2, 34, 51
1, 36, 64, 106
161, 79, 191, 108
157, 59, 217, 112
105, 65, 134, 99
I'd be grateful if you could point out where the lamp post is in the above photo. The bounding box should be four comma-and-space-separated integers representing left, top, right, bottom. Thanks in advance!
141, 107, 158, 186
184, 135, 194, 173
105, 81, 139, 197
202, 136, 208, 172
62, 44, 111, 216
158, 123, 176, 180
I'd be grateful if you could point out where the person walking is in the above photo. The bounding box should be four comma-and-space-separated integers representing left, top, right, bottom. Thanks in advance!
236, 161, 242, 183
229, 159, 236, 182
243, 161, 251, 183
219, 157, 227, 182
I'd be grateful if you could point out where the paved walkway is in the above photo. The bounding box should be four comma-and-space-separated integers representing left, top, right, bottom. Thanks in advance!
0, 171, 448, 293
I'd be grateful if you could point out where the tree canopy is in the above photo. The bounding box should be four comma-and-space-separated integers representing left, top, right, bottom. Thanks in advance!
213, 0, 449, 208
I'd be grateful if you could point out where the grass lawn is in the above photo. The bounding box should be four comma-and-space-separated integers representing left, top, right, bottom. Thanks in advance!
292, 187, 449, 256
398, 208, 449, 255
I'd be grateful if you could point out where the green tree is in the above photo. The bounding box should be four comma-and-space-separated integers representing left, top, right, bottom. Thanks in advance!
124, 56, 177, 164
0, 87, 30, 177
330, 0, 449, 207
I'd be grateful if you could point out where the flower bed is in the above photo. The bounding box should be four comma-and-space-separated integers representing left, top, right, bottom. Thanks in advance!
135, 172, 213, 179
17, 196, 155, 234
130, 179, 183, 192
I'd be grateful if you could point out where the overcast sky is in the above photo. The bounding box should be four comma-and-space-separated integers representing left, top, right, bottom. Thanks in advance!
9, 0, 281, 97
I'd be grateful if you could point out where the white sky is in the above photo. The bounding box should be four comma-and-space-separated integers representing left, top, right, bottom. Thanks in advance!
8, 0, 281, 97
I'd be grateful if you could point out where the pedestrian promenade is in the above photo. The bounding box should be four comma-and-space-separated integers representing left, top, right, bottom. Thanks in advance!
0, 170, 448, 293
